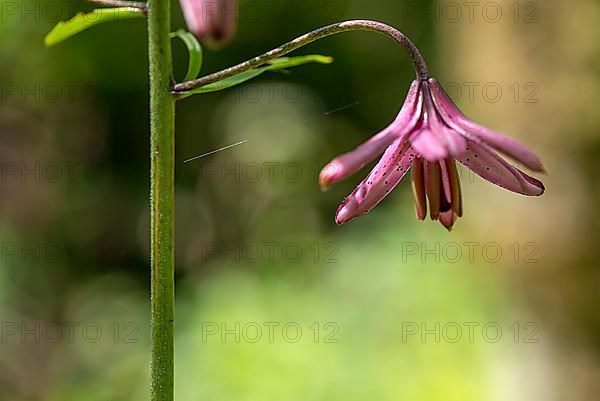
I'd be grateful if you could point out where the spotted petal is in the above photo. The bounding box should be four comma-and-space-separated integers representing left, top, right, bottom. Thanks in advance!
336, 139, 415, 224
458, 141, 545, 196
456, 118, 545, 172
320, 80, 422, 188
428, 78, 545, 172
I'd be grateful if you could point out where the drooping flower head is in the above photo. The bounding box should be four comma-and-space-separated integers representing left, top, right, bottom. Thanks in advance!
179, 0, 237, 44
320, 79, 545, 230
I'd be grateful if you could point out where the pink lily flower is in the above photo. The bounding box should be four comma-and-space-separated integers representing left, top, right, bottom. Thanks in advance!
320, 78, 545, 230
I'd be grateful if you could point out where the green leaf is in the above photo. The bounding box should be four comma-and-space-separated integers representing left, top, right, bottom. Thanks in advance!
266, 55, 333, 69
179, 54, 333, 99
171, 29, 204, 82
44, 7, 145, 47
187, 69, 266, 95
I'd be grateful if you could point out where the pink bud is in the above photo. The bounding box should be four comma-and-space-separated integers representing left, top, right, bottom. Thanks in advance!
180, 0, 237, 45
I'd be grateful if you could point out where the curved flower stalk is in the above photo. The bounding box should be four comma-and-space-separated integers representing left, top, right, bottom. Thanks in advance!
179, 0, 237, 44
320, 79, 545, 230
173, 20, 430, 93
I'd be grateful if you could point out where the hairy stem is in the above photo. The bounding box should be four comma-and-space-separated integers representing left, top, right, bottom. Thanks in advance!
147, 0, 175, 399
173, 20, 430, 95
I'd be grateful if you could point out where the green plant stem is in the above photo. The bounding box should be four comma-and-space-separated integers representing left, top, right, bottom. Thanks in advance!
147, 0, 175, 399
173, 19, 430, 95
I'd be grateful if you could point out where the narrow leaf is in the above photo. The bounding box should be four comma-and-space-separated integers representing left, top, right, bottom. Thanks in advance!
179, 54, 333, 98
171, 29, 204, 82
44, 7, 145, 47
265, 55, 333, 69
186, 69, 266, 95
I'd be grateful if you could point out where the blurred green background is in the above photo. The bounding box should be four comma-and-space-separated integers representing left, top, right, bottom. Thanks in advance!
1, 0, 599, 400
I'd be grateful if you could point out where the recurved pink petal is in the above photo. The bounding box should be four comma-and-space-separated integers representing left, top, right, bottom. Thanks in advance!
335, 139, 416, 224
428, 78, 545, 172
427, 78, 465, 120
319, 129, 397, 189
456, 119, 545, 173
391, 79, 423, 135
410, 128, 448, 161
320, 80, 422, 189
458, 141, 545, 196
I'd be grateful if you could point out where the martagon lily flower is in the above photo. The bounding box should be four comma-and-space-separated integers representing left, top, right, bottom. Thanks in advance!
319, 78, 545, 230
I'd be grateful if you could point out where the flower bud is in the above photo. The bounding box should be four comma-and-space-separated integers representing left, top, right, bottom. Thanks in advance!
179, 0, 237, 45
